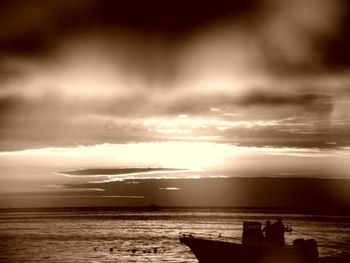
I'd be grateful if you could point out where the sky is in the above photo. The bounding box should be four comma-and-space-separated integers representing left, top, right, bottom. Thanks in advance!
0, 0, 350, 208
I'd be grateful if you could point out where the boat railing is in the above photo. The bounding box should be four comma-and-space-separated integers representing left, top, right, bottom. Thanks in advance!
180, 231, 241, 243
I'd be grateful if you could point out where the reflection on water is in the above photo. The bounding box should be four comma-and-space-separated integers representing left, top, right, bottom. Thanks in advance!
0, 208, 349, 262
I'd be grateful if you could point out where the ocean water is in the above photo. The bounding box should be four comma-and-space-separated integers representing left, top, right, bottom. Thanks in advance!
0, 207, 349, 263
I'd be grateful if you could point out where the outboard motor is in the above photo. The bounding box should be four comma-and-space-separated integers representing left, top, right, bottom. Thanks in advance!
293, 238, 319, 262
304, 239, 318, 260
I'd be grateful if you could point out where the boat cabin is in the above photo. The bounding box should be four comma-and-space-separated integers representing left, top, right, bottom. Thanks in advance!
242, 221, 264, 245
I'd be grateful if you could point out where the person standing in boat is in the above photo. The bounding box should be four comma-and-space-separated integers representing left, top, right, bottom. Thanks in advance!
263, 220, 273, 245
273, 219, 292, 246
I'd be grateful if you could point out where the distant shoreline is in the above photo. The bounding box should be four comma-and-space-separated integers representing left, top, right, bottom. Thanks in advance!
1, 206, 349, 216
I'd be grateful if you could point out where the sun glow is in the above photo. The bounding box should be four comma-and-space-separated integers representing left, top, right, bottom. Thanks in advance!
0, 142, 244, 170
2, 142, 350, 179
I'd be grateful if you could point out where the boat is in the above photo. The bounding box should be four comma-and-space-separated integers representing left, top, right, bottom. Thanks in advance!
180, 221, 319, 263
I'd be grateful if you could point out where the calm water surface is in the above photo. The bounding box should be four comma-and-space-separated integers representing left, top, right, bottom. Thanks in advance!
0, 208, 349, 262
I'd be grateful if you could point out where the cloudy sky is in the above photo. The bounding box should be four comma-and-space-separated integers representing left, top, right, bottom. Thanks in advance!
1, 0, 350, 208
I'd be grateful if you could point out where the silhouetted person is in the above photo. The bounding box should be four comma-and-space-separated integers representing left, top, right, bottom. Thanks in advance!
273, 219, 292, 246
263, 220, 273, 244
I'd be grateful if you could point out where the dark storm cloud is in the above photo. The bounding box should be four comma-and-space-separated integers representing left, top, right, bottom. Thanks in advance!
0, 87, 333, 122
219, 125, 335, 149
1, 0, 350, 151
0, 85, 346, 150
0, 0, 256, 34
163, 90, 333, 117
238, 92, 331, 107
0, 0, 261, 87
0, 93, 159, 150
322, 1, 350, 69
0, 0, 256, 56
0, 0, 348, 67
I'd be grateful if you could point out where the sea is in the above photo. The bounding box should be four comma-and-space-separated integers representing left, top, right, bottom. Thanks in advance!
0, 207, 349, 263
